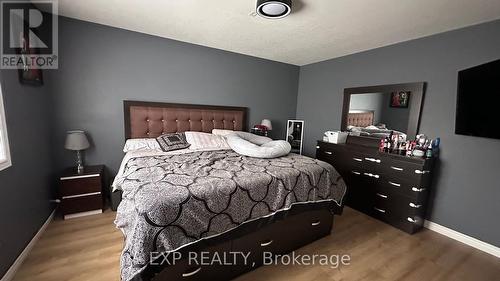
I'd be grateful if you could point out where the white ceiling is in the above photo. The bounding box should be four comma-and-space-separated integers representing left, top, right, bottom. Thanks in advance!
48, 0, 500, 66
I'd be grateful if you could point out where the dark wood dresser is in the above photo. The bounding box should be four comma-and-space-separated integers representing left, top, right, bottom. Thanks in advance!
316, 141, 434, 234
59, 165, 105, 219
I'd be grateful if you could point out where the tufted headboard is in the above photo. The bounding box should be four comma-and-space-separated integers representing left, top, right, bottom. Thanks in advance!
124, 100, 247, 139
347, 111, 374, 128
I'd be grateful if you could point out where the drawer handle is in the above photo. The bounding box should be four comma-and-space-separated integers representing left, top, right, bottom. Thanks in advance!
182, 267, 201, 277
374, 207, 386, 213
409, 202, 422, 208
415, 169, 430, 174
316, 145, 320, 149
260, 240, 274, 247
390, 166, 404, 171
61, 191, 101, 199
325, 151, 333, 155
412, 187, 427, 192
353, 158, 363, 162
351, 171, 361, 175
407, 217, 417, 223
365, 157, 381, 163
364, 172, 380, 179
376, 193, 388, 199
388, 181, 401, 187
311, 220, 321, 226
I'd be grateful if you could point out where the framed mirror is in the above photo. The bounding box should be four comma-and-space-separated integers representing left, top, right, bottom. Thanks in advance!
341, 82, 426, 144
286, 120, 304, 154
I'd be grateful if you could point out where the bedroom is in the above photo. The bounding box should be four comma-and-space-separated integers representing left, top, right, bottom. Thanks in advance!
0, 0, 499, 280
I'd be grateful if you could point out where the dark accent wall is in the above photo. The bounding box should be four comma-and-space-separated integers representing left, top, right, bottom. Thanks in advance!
0, 70, 54, 276
48, 17, 299, 173
296, 20, 500, 246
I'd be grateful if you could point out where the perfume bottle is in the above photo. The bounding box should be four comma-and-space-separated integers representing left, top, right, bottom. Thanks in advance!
379, 138, 385, 152
399, 141, 407, 156
406, 142, 412, 157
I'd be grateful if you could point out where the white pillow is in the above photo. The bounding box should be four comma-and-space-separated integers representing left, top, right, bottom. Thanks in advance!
226, 132, 290, 158
123, 138, 161, 153
185, 132, 230, 150
212, 129, 237, 137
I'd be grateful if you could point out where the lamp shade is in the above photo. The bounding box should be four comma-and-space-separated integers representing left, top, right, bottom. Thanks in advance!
261, 119, 272, 130
65, 130, 90, 151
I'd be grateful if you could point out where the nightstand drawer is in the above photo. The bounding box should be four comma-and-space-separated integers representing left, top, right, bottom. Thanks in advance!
60, 176, 102, 197
61, 194, 102, 214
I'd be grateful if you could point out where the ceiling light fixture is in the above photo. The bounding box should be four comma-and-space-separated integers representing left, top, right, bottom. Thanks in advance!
256, 0, 292, 19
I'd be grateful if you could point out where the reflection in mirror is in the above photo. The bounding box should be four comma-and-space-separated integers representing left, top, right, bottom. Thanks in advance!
347, 92, 410, 139
286, 120, 304, 154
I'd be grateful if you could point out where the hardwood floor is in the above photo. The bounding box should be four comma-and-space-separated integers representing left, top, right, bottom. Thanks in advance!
13, 207, 500, 281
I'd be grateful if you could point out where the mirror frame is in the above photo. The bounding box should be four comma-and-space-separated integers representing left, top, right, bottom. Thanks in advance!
341, 82, 426, 144
286, 119, 304, 155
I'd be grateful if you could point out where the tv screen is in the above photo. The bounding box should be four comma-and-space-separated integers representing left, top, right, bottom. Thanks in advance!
455, 59, 500, 140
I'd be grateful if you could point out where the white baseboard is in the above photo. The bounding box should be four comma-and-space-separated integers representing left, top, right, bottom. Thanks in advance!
1, 210, 55, 281
424, 220, 500, 258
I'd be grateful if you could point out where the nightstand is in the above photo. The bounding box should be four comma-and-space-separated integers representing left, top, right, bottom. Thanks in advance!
59, 165, 105, 219
250, 128, 268, 137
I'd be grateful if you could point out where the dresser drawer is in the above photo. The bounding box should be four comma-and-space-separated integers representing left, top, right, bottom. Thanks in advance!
285, 209, 334, 247
316, 143, 344, 168
380, 159, 430, 182
371, 208, 423, 234
344, 172, 375, 214
232, 219, 285, 269
232, 209, 333, 270
152, 241, 234, 281
373, 191, 425, 218
61, 194, 102, 214
376, 176, 428, 202
60, 176, 102, 197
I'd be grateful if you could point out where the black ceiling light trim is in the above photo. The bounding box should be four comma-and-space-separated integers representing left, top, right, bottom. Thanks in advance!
256, 0, 292, 19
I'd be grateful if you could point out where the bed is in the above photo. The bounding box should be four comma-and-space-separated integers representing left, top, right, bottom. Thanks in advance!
347, 110, 374, 128
113, 101, 347, 281
347, 111, 406, 139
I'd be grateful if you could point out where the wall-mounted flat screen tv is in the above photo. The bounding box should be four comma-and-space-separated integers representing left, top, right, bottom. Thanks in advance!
455, 59, 500, 140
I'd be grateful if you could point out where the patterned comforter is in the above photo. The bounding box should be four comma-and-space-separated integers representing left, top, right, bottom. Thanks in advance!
114, 149, 347, 280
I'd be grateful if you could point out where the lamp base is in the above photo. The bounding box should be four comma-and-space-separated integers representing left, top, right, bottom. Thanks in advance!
76, 150, 85, 174
77, 164, 84, 174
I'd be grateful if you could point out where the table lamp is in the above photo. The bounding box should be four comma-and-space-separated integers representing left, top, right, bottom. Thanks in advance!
261, 119, 272, 131
65, 130, 90, 174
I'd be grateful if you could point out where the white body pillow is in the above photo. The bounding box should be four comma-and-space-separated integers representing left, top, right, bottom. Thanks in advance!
226, 132, 291, 158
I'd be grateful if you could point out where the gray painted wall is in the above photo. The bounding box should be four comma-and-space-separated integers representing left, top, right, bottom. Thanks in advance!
0, 70, 54, 276
297, 20, 500, 246
48, 17, 299, 173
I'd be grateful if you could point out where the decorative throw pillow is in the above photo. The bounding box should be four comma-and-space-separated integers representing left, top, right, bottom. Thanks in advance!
156, 133, 191, 152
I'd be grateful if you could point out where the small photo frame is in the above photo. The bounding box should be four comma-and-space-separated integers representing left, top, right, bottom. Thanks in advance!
390, 91, 410, 108
17, 31, 43, 86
